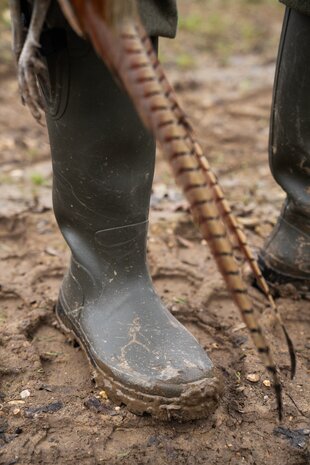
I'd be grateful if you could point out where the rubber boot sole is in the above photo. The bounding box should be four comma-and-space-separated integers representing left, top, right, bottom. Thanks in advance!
258, 256, 310, 300
55, 301, 222, 421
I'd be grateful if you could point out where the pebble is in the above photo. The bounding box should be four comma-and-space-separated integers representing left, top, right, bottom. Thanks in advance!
115, 406, 121, 411
232, 322, 247, 333
246, 373, 260, 383
236, 386, 245, 392
20, 389, 31, 399
99, 390, 108, 400
13, 408, 21, 416
263, 379, 271, 387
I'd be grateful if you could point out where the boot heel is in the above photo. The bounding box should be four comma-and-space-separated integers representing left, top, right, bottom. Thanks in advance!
55, 300, 75, 335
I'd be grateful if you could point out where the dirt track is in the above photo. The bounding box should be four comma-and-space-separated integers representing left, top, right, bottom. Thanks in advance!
0, 1, 309, 464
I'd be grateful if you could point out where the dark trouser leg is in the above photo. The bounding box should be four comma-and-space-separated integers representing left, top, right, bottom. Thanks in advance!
41, 23, 221, 420
259, 8, 310, 294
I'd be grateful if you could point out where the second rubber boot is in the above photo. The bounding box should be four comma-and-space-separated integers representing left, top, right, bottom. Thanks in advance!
42, 27, 221, 420
259, 8, 310, 298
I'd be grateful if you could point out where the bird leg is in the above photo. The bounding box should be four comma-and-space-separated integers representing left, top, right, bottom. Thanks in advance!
9, 0, 26, 62
17, 0, 51, 123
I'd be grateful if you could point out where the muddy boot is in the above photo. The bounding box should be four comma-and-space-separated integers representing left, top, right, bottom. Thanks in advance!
41, 27, 221, 420
259, 8, 310, 298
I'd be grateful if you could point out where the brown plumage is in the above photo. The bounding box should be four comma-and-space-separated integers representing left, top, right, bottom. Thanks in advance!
135, 27, 296, 381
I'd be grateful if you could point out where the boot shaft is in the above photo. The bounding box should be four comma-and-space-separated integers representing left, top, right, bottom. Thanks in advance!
44, 29, 157, 238
269, 8, 310, 214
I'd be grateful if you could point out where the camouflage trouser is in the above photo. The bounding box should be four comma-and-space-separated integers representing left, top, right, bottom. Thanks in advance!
138, 0, 178, 38
45, 0, 178, 38
280, 0, 310, 15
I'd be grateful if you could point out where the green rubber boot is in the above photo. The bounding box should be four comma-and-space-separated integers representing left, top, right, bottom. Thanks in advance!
259, 8, 310, 298
41, 24, 221, 420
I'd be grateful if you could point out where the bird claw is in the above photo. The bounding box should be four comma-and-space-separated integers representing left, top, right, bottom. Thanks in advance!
18, 44, 47, 124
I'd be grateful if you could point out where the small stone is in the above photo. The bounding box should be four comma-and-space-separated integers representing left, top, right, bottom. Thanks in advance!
45, 247, 59, 257
236, 386, 245, 392
20, 389, 30, 399
115, 406, 121, 411
13, 408, 21, 416
232, 323, 247, 333
246, 373, 260, 383
99, 390, 108, 400
263, 379, 271, 387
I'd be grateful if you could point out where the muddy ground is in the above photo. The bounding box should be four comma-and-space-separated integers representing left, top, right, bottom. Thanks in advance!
0, 1, 309, 464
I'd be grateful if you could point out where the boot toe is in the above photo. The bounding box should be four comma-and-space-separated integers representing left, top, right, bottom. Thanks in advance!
57, 291, 223, 420
88, 310, 222, 417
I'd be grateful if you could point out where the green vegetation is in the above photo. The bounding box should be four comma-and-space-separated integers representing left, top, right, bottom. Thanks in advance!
164, 0, 282, 67
0, 310, 7, 325
0, 0, 282, 70
173, 296, 188, 305
30, 173, 45, 186
179, 14, 206, 34
175, 52, 196, 69
27, 147, 40, 161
